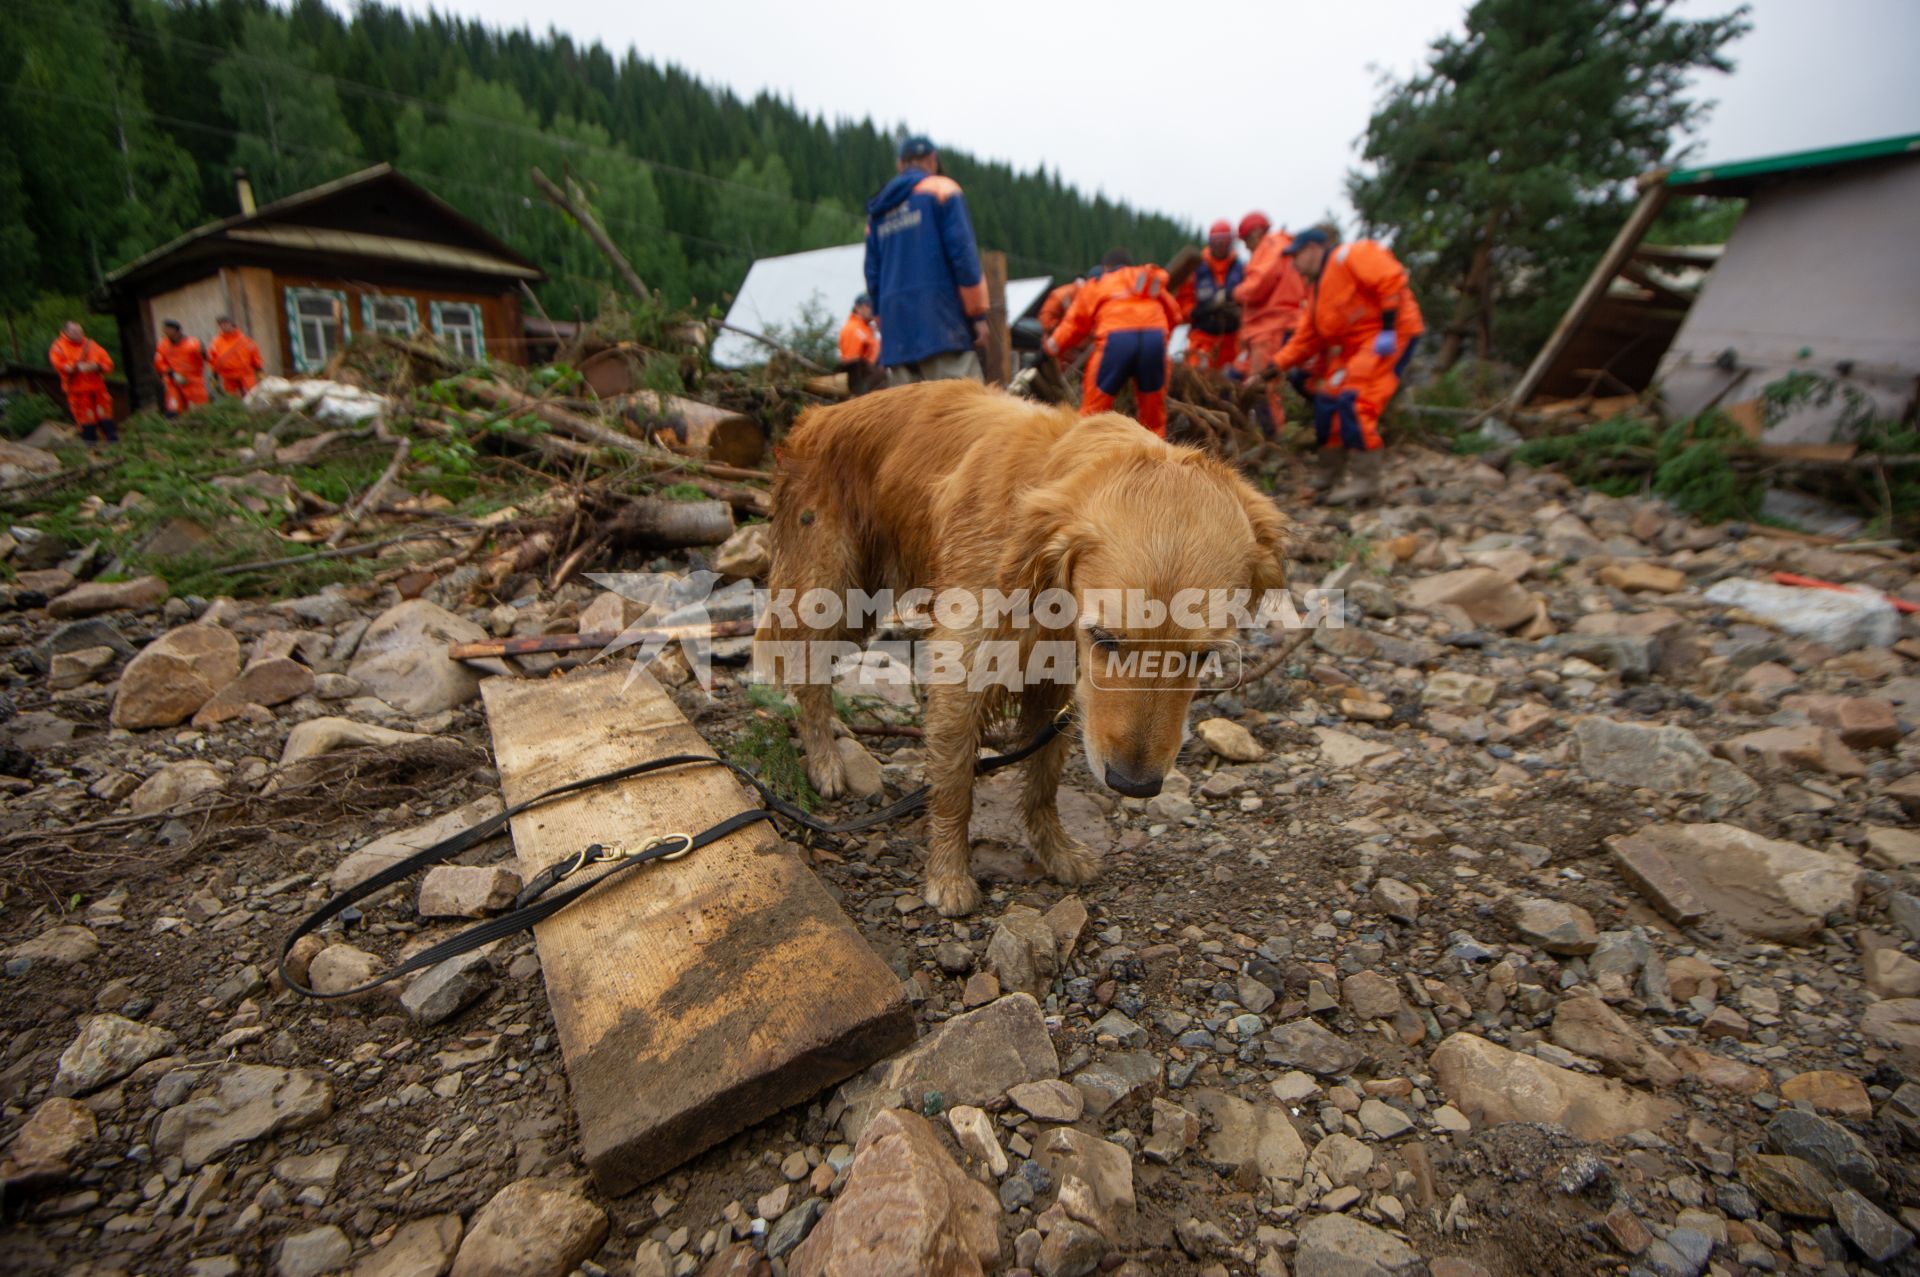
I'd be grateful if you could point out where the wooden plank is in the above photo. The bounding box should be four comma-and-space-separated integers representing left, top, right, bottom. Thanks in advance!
481, 666, 914, 1194
1509, 183, 1672, 410
982, 250, 1011, 386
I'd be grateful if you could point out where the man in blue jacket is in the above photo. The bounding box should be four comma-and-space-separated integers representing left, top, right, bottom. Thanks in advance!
864, 135, 989, 386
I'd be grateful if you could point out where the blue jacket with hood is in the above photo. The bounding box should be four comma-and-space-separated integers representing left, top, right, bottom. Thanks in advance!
863, 169, 988, 368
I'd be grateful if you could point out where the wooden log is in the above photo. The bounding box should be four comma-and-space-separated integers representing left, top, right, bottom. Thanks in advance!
607, 496, 735, 548
480, 667, 914, 1193
804, 373, 851, 399
982, 251, 1011, 387
465, 381, 653, 460
622, 392, 767, 468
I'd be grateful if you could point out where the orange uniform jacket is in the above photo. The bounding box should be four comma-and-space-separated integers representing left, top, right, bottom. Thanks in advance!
1235, 233, 1309, 349
1274, 240, 1425, 379
1039, 280, 1082, 338
1047, 265, 1182, 355
837, 312, 879, 365
49, 334, 114, 398
209, 330, 264, 394
154, 336, 211, 409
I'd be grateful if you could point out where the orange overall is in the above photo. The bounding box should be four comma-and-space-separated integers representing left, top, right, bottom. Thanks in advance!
1045, 265, 1182, 436
1273, 240, 1425, 453
1181, 247, 1243, 372
1235, 231, 1309, 430
48, 334, 116, 440
209, 329, 264, 396
1038, 279, 1083, 346
154, 335, 210, 415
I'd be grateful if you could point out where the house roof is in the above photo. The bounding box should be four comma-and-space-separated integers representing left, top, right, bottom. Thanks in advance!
1667, 132, 1920, 195
711, 243, 1050, 368
103, 164, 543, 295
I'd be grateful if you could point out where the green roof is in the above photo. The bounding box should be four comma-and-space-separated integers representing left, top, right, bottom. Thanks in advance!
1668, 132, 1920, 191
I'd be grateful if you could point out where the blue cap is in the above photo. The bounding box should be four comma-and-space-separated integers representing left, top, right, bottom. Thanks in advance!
1283, 228, 1330, 255
854, 292, 871, 308
898, 134, 936, 161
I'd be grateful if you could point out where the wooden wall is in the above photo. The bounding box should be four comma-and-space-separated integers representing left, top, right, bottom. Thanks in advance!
269, 273, 525, 369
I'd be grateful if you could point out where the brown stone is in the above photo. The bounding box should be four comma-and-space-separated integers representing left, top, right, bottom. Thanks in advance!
1605, 823, 1863, 943
449, 1178, 608, 1277
1598, 563, 1686, 594
1778, 1071, 1871, 1120
47, 575, 169, 619
1737, 1154, 1834, 1218
1785, 694, 1903, 749
789, 1109, 1000, 1277
1404, 568, 1536, 630
1550, 996, 1681, 1086
0, 1097, 97, 1184
1722, 725, 1866, 777
1430, 1032, 1680, 1141
1669, 1045, 1770, 1093
191, 656, 315, 726
111, 624, 243, 730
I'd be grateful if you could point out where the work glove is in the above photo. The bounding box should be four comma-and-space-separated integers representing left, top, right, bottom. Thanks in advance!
1372, 330, 1397, 357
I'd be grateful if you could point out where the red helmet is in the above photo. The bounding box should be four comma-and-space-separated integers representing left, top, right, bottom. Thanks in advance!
1208, 219, 1233, 239
1238, 211, 1271, 239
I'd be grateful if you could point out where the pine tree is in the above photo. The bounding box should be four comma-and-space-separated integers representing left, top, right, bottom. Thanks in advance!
213, 10, 364, 203
1348, 0, 1749, 368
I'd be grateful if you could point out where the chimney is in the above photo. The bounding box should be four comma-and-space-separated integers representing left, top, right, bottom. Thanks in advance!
233, 167, 256, 216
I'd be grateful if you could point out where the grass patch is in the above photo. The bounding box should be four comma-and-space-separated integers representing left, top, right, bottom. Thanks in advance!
730, 710, 819, 812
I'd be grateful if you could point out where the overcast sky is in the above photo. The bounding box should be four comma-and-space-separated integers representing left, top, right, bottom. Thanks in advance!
331, 0, 1920, 238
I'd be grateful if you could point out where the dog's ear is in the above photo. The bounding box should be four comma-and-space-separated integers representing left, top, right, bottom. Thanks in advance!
1002, 490, 1093, 596
1235, 486, 1292, 597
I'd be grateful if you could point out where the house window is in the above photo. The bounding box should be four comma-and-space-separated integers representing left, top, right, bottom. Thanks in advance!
362, 294, 419, 337
285, 288, 350, 372
431, 301, 487, 360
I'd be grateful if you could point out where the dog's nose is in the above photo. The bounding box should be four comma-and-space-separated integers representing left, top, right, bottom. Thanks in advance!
1104, 763, 1163, 799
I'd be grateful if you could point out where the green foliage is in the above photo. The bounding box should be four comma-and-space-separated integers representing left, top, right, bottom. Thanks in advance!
213, 12, 364, 204
2, 296, 120, 369
730, 712, 817, 812
656, 482, 706, 501
3, 393, 60, 440
1348, 0, 1750, 368
1514, 411, 1762, 522
763, 293, 842, 369
1648, 194, 1744, 246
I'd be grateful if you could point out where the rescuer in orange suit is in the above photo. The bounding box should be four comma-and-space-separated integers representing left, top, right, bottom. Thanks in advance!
836, 294, 885, 396
153, 319, 210, 417
1179, 220, 1245, 373
1038, 276, 1085, 343
208, 316, 264, 397
1266, 228, 1425, 504
48, 321, 117, 446
1042, 250, 1182, 436
1233, 211, 1308, 433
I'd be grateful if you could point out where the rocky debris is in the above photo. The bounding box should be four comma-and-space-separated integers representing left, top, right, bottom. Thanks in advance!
278, 1225, 352, 1277
1187, 1088, 1306, 1182
1598, 562, 1685, 594
109, 622, 243, 729
1721, 724, 1866, 776
349, 599, 488, 715
1704, 577, 1900, 650
332, 795, 504, 892
278, 715, 438, 771
52, 1013, 178, 1095
1033, 1127, 1135, 1218
47, 574, 169, 619
1312, 727, 1398, 770
0, 1097, 97, 1184
1766, 1108, 1884, 1194
1294, 1213, 1424, 1277
1405, 567, 1536, 629
1430, 1032, 1680, 1141
1829, 1187, 1915, 1264
1071, 1050, 1162, 1117
1268, 1018, 1364, 1075
945, 1104, 1008, 1177
127, 759, 224, 815
48, 643, 117, 689
153, 1064, 335, 1168
1778, 1070, 1872, 1120
1550, 995, 1681, 1086
1606, 822, 1863, 942
1574, 717, 1757, 807
4, 924, 100, 969
192, 655, 316, 725
835, 993, 1057, 1140
790, 1108, 999, 1277
1511, 897, 1598, 955
400, 949, 494, 1025
418, 865, 521, 918
450, 1177, 608, 1277
1195, 716, 1264, 761
711, 522, 770, 579
986, 904, 1066, 997
1007, 1079, 1083, 1124
1861, 997, 1920, 1051
350, 1214, 464, 1277
1736, 1153, 1836, 1217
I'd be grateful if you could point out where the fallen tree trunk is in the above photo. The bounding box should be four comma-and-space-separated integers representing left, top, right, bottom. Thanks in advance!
620, 391, 766, 468
606, 496, 735, 548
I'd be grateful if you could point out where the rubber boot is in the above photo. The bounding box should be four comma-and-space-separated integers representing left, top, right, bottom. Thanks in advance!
1326, 448, 1384, 505
1308, 448, 1347, 493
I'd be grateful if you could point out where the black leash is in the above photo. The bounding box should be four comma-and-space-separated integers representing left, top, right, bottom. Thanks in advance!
279, 707, 1072, 999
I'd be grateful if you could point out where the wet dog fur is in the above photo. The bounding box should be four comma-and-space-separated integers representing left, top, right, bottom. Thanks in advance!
764, 380, 1289, 915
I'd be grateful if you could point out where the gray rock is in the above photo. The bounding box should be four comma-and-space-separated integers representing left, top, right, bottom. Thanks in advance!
1575, 718, 1758, 809
1512, 897, 1598, 955
835, 994, 1057, 1140
1032, 1128, 1134, 1217
153, 1065, 334, 1169
1007, 1079, 1083, 1124
1766, 1108, 1883, 1194
1829, 1187, 1915, 1264
1266, 1020, 1363, 1076
1035, 1219, 1107, 1277
351, 1213, 462, 1277
4, 925, 100, 969
1090, 1009, 1147, 1048
400, 950, 494, 1026
1294, 1212, 1423, 1277
1187, 1089, 1307, 1182
986, 905, 1062, 998
1703, 577, 1899, 651
277, 1225, 351, 1277
348, 599, 487, 715
1071, 1051, 1162, 1117
52, 1014, 177, 1096
450, 1177, 607, 1277
766, 1198, 823, 1261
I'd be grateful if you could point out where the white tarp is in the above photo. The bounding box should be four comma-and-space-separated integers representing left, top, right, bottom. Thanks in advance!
711, 243, 1050, 368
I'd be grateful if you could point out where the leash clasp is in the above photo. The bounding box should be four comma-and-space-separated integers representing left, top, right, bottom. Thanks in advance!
603, 831, 695, 864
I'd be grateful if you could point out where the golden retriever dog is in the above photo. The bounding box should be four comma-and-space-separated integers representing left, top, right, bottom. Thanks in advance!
764, 380, 1288, 916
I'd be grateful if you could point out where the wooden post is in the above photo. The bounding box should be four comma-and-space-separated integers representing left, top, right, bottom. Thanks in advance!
481, 666, 915, 1194
1507, 178, 1672, 411
982, 251, 1011, 386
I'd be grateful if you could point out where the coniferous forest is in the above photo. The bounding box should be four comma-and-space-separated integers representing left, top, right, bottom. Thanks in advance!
1, 0, 1195, 352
